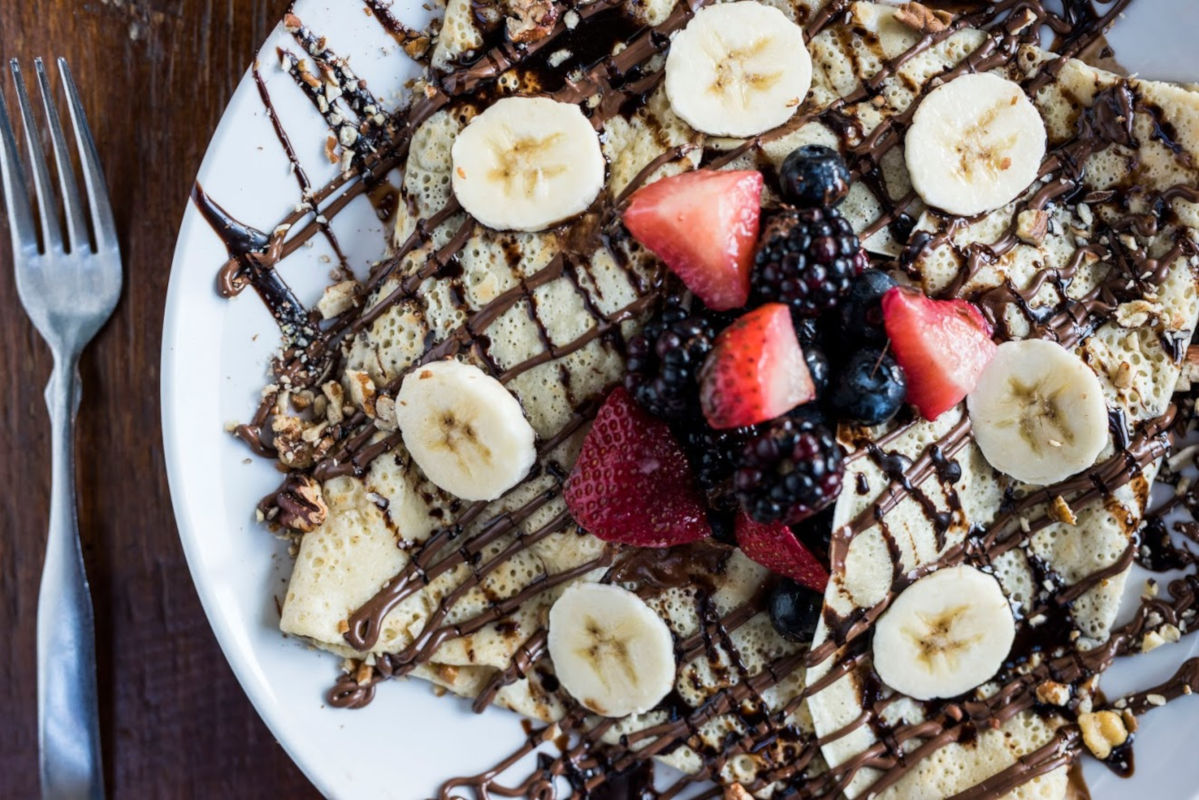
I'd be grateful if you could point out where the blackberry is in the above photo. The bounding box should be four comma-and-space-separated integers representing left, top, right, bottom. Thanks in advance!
838, 269, 897, 345
829, 347, 906, 426
735, 413, 844, 525
681, 424, 751, 503
779, 145, 852, 209
625, 306, 716, 419
751, 207, 867, 319
768, 578, 823, 642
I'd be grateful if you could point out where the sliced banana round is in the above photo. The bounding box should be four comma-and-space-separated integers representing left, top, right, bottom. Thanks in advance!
450, 96, 604, 232
873, 565, 1015, 701
967, 339, 1108, 486
548, 582, 676, 717
394, 359, 536, 501
664, 1, 812, 137
905, 72, 1046, 216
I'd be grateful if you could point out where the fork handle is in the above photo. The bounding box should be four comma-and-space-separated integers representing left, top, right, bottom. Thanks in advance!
37, 357, 105, 800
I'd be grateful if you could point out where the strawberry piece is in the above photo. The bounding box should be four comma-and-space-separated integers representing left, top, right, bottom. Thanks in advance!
565, 386, 711, 547
699, 303, 815, 429
882, 286, 997, 421
622, 169, 763, 311
735, 513, 829, 592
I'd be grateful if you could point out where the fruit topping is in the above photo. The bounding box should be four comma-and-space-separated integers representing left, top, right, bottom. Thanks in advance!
767, 577, 824, 642
967, 339, 1108, 486
829, 347, 906, 426
872, 565, 1015, 701
750, 207, 867, 319
837, 268, 897, 345
734, 411, 843, 525
735, 512, 830, 592
699, 303, 815, 430
625, 304, 716, 419
565, 386, 710, 547
779, 144, 852, 208
664, 2, 812, 138
881, 286, 996, 421
547, 583, 676, 717
622, 168, 763, 311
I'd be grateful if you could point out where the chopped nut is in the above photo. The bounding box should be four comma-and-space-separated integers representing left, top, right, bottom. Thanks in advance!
317, 280, 359, 319
283, 12, 302, 31
1140, 630, 1166, 653
505, 0, 559, 44
346, 370, 378, 417
563, 9, 580, 29
1015, 209, 1050, 245
1121, 709, 1138, 733
1050, 495, 1077, 526
1078, 710, 1128, 760
1076, 202, 1094, 227
1111, 361, 1133, 389
337, 619, 350, 634
893, 2, 951, 34
436, 663, 460, 684
375, 395, 398, 432
271, 414, 331, 468
1115, 299, 1161, 328
1160, 623, 1182, 643
1146, 693, 1167, 707
273, 474, 328, 533
725, 784, 753, 800
355, 661, 374, 686
1036, 681, 1071, 706
1143, 579, 1159, 599
322, 381, 346, 425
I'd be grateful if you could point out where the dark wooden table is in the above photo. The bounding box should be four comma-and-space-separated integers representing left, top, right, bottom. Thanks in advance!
0, 2, 320, 796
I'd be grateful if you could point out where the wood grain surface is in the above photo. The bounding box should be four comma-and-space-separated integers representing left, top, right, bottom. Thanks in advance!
0, 1, 320, 796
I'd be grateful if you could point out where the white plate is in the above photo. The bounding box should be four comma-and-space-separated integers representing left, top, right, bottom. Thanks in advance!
162, 2, 1199, 797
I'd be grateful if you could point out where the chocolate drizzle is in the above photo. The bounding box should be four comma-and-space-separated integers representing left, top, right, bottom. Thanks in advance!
198, 0, 1199, 797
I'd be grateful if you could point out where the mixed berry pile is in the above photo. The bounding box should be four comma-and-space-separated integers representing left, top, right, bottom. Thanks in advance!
564, 147, 997, 637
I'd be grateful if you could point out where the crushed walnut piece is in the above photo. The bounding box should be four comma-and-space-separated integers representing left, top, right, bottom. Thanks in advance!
1114, 299, 1162, 328
1078, 710, 1128, 760
375, 394, 399, 432
1111, 360, 1134, 389
1015, 209, 1049, 245
346, 369, 378, 417
322, 381, 346, 425
893, 3, 952, 34
725, 784, 754, 800
1036, 681, 1071, 706
355, 661, 374, 687
317, 279, 360, 319
1050, 495, 1077, 526
271, 413, 333, 468
505, 0, 559, 44
273, 474, 329, 533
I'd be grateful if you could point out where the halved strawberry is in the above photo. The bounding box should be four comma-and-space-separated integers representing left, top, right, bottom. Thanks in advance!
622, 169, 763, 311
699, 303, 815, 429
882, 286, 997, 421
565, 386, 710, 547
735, 513, 829, 592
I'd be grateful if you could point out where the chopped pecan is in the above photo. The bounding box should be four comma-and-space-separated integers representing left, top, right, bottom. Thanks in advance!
272, 474, 328, 533
1015, 209, 1049, 245
893, 3, 951, 34
506, 0, 559, 44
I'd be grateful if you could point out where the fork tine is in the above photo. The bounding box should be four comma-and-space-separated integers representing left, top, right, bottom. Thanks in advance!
0, 75, 39, 257
9, 59, 62, 252
34, 58, 89, 253
56, 59, 116, 252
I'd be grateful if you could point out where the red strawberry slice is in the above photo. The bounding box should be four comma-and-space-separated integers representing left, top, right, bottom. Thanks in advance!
735, 513, 829, 592
622, 169, 763, 311
699, 303, 815, 429
565, 386, 711, 548
882, 286, 997, 421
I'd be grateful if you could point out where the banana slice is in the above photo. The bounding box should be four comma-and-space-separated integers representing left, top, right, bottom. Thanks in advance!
664, 1, 812, 137
548, 582, 676, 717
904, 72, 1046, 216
394, 359, 536, 501
967, 339, 1108, 486
872, 565, 1015, 701
450, 96, 604, 232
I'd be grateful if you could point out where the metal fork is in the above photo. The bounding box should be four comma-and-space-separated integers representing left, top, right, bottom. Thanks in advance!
0, 57, 119, 800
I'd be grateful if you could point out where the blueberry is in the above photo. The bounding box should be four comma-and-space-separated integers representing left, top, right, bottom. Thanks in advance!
830, 348, 906, 425
838, 269, 897, 345
779, 145, 852, 209
768, 578, 822, 642
807, 349, 830, 398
